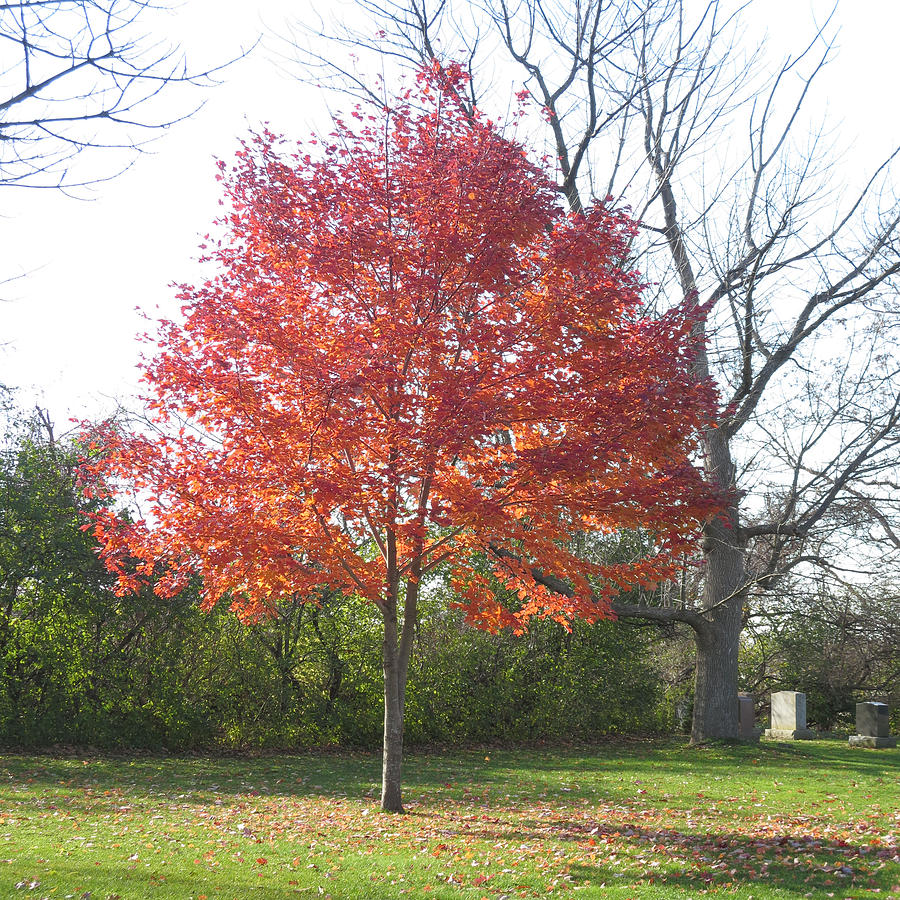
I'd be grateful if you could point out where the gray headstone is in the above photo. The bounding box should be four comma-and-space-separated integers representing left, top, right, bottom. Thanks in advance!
856, 702, 890, 737
738, 694, 756, 740
849, 734, 897, 748
849, 702, 896, 748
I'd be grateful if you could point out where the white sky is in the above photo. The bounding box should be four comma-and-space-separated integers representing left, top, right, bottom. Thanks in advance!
1, 0, 898, 429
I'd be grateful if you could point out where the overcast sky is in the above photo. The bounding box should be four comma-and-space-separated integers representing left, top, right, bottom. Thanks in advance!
1, 0, 897, 430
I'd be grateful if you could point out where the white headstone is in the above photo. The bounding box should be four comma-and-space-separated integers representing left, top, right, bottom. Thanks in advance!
764, 691, 816, 740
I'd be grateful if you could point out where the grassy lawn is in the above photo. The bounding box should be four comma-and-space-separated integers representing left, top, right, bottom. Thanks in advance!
1, 739, 897, 899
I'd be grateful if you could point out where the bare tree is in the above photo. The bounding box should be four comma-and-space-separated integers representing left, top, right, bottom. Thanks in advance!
0, 0, 225, 190
286, 0, 900, 742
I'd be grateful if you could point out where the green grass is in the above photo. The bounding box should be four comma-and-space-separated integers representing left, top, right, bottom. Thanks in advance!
1, 739, 897, 899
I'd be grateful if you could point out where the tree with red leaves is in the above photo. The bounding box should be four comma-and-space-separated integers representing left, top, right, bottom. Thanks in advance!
85, 63, 719, 812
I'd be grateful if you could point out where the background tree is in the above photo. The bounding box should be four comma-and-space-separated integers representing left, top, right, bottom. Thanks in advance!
741, 576, 900, 731
85, 65, 718, 811
0, 405, 106, 645
290, 0, 900, 741
0, 0, 222, 190
0, 403, 118, 738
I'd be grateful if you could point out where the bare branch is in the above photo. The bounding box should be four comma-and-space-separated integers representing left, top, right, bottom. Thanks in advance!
0, 0, 242, 189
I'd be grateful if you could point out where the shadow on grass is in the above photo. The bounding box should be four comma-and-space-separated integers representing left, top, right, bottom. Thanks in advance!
0, 752, 383, 801
4, 743, 897, 900
459, 739, 898, 778
2, 739, 895, 809
432, 814, 895, 897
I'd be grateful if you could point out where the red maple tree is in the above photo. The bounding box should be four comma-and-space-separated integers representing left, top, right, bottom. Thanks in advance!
84, 63, 719, 812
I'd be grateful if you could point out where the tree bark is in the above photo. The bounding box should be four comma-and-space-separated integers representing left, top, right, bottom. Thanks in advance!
380, 604, 405, 813
690, 614, 741, 741
688, 398, 747, 741
379, 552, 420, 813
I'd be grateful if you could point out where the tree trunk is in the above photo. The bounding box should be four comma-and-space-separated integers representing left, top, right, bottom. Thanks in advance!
690, 606, 743, 742
377, 494, 422, 813
380, 605, 405, 813
645, 133, 751, 741
690, 425, 747, 743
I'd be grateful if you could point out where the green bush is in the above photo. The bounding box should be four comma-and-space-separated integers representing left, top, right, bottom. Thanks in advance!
0, 407, 666, 751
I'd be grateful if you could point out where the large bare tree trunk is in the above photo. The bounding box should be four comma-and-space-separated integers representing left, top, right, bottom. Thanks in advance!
690, 611, 742, 741
645, 122, 749, 739
687, 404, 747, 741
692, 521, 745, 740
